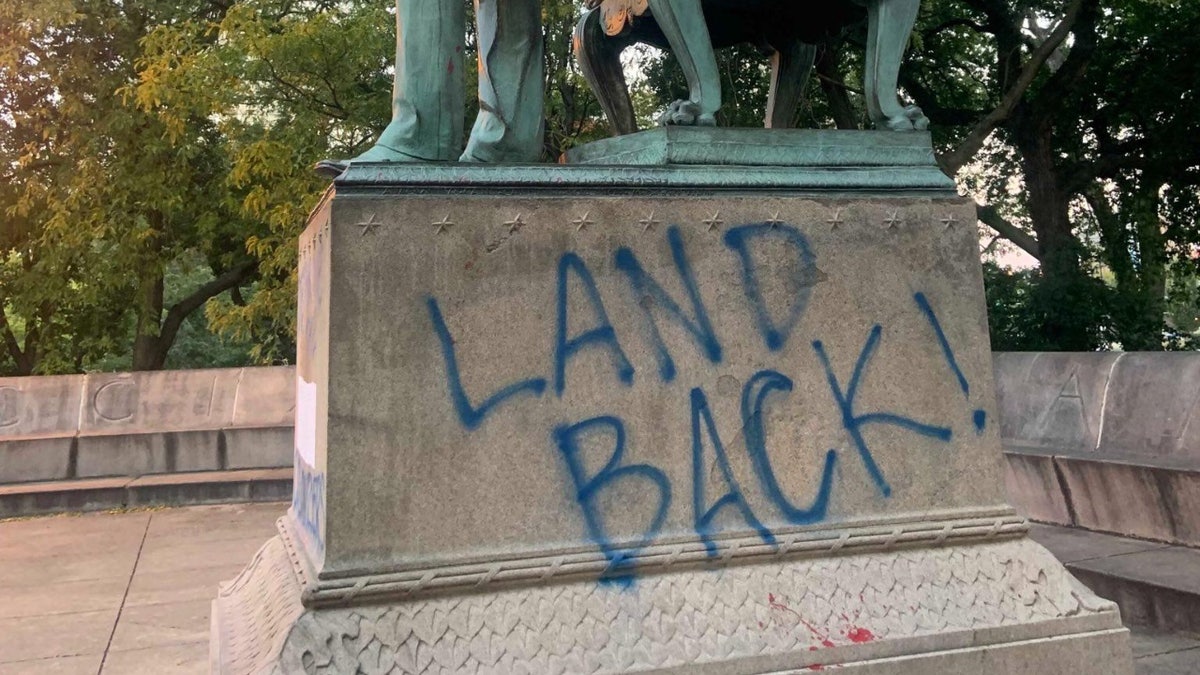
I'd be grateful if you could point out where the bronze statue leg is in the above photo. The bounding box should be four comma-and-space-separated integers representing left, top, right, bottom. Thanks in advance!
356, 0, 466, 162
461, 0, 545, 162
765, 40, 817, 129
864, 0, 928, 131
574, 9, 639, 136
646, 0, 720, 126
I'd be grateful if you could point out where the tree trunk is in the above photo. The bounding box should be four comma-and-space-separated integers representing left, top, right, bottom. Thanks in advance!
1015, 119, 1099, 350
815, 45, 859, 130
132, 273, 167, 371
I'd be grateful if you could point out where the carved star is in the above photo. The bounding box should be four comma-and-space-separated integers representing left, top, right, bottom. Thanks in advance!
433, 215, 454, 234
639, 211, 660, 233
827, 208, 845, 231
357, 213, 381, 236
505, 213, 525, 234
941, 214, 959, 229
883, 210, 902, 230
703, 211, 724, 232
767, 211, 784, 228
572, 211, 594, 232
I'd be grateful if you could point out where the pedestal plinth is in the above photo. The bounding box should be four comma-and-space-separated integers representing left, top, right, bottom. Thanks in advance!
212, 146, 1130, 674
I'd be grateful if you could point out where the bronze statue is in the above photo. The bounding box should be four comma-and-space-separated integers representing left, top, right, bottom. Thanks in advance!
354, 0, 544, 164
575, 0, 929, 134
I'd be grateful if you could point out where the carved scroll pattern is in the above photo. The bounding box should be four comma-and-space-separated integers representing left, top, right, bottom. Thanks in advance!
215, 537, 305, 675
268, 539, 1115, 675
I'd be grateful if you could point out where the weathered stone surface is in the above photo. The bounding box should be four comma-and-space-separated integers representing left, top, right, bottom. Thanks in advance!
1002, 450, 1071, 524
75, 430, 220, 478
222, 428, 293, 470
996, 352, 1200, 546
81, 370, 243, 435
213, 522, 1125, 674
992, 352, 1120, 454
214, 168, 1129, 673
297, 189, 1000, 578
0, 367, 297, 484
230, 368, 295, 429
1055, 456, 1200, 546
0, 437, 74, 483
1098, 353, 1200, 460
0, 374, 84, 439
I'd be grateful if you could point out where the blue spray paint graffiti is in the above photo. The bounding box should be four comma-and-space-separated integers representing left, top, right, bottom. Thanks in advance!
741, 370, 838, 523
614, 226, 722, 382
555, 253, 635, 397
914, 291, 988, 435
813, 325, 953, 498
427, 297, 547, 430
294, 460, 325, 556
723, 223, 818, 352
423, 218, 987, 581
690, 387, 775, 555
552, 416, 671, 584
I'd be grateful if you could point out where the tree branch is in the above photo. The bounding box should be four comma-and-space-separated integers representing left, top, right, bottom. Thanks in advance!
154, 260, 256, 366
977, 204, 1042, 260
940, 0, 1088, 174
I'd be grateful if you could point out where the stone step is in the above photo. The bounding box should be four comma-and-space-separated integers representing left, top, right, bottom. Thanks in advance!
0, 468, 291, 518
1030, 524, 1200, 635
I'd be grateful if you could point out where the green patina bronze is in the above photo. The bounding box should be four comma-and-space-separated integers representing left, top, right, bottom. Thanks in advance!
576, 0, 928, 135
347, 0, 929, 169
336, 132, 954, 193
354, 0, 543, 164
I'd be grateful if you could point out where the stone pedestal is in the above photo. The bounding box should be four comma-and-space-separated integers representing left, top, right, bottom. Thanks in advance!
212, 142, 1131, 674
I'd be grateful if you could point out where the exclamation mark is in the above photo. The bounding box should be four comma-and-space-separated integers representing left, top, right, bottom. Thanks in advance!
913, 292, 987, 435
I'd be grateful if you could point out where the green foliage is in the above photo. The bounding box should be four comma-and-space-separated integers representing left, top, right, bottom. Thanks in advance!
1, 0, 261, 374
6, 0, 1197, 374
637, 0, 1200, 351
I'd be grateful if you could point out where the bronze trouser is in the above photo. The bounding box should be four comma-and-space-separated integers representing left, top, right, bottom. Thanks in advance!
376, 0, 543, 162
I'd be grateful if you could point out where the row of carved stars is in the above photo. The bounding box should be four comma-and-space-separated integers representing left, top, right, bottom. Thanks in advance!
354, 210, 963, 236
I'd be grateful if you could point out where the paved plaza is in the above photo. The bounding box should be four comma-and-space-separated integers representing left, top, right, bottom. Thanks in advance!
0, 504, 280, 674
1, 503, 1197, 674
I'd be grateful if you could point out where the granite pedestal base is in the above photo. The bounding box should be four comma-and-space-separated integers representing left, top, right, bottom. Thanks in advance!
212, 156, 1130, 673
213, 516, 1128, 674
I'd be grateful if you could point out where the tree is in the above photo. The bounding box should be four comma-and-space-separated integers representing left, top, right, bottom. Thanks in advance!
905, 0, 1200, 349
134, 0, 610, 359
1, 0, 260, 374
633, 0, 1200, 350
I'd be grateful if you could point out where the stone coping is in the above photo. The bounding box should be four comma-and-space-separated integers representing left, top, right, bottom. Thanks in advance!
0, 366, 295, 441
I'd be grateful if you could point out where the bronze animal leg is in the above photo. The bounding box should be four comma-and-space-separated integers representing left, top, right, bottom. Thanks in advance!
766, 39, 817, 129
645, 0, 720, 126
574, 9, 639, 136
864, 0, 928, 131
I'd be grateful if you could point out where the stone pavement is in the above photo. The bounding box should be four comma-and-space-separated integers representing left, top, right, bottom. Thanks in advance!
1, 503, 1197, 674
0, 503, 280, 674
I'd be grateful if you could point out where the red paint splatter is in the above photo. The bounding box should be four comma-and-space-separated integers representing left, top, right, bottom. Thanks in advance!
809, 646, 819, 652
845, 627, 875, 644
768, 593, 837, 649
758, 621, 764, 629
807, 665, 824, 671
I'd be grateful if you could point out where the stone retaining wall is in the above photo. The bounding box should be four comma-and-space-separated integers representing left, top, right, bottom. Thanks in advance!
996, 352, 1200, 546
4, 356, 1197, 548
0, 367, 295, 483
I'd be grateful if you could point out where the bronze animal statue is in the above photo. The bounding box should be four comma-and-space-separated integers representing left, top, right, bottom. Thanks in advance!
574, 0, 929, 134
